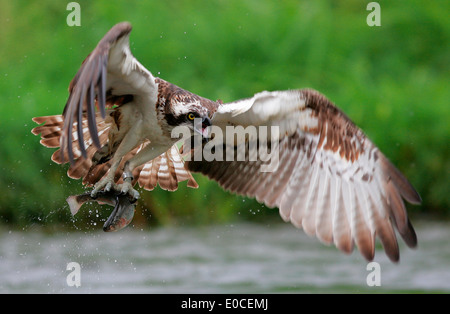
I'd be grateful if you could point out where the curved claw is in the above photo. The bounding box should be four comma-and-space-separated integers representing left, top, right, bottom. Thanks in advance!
90, 173, 139, 201
91, 176, 117, 198
117, 181, 140, 201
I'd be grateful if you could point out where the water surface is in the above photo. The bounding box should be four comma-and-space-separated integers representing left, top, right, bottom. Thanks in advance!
0, 221, 449, 293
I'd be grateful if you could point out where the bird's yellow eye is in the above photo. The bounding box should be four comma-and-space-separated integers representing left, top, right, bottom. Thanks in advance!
188, 113, 195, 120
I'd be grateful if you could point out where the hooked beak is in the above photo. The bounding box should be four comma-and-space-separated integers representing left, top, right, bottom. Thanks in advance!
194, 116, 212, 142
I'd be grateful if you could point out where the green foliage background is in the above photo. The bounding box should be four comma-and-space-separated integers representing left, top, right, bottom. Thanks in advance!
0, 0, 448, 229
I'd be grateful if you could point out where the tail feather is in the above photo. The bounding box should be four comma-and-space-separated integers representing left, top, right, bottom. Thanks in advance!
137, 144, 198, 191
33, 113, 111, 181
33, 113, 111, 164
32, 116, 65, 148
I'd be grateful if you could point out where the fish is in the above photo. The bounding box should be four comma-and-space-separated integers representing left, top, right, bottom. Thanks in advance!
101, 194, 136, 232
66, 190, 136, 232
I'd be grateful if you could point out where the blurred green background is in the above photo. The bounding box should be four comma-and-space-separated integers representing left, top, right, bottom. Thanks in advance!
0, 0, 448, 229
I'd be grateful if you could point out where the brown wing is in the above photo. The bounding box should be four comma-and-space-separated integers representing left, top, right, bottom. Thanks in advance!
186, 89, 421, 262
60, 22, 158, 165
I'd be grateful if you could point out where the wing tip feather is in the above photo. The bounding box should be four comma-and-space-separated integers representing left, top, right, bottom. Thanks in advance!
380, 154, 422, 205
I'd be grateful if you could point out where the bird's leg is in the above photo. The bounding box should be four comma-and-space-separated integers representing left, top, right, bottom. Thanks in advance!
116, 161, 139, 200
116, 143, 171, 199
91, 121, 143, 198
91, 144, 110, 165
90, 159, 121, 197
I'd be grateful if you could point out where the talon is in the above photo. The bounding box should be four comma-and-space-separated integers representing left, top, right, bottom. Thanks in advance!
130, 197, 138, 204
121, 184, 130, 194
130, 189, 140, 200
91, 175, 116, 197
117, 180, 140, 201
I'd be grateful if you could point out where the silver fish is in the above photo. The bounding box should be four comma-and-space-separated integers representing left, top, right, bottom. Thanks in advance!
66, 190, 136, 232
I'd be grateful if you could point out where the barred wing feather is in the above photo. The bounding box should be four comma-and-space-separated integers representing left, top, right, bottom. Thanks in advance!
187, 89, 421, 262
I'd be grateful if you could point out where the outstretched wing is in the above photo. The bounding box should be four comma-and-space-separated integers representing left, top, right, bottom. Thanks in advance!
60, 22, 158, 165
187, 89, 421, 262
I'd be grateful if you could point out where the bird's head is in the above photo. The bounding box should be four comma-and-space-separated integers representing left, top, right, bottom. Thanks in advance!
164, 98, 213, 141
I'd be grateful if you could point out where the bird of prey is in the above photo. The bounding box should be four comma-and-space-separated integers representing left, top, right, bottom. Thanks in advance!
32, 22, 421, 262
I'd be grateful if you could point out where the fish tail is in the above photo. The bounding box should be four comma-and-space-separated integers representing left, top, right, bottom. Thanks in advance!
66, 195, 83, 215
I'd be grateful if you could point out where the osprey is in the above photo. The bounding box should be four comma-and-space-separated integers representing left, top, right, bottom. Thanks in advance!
32, 22, 421, 262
